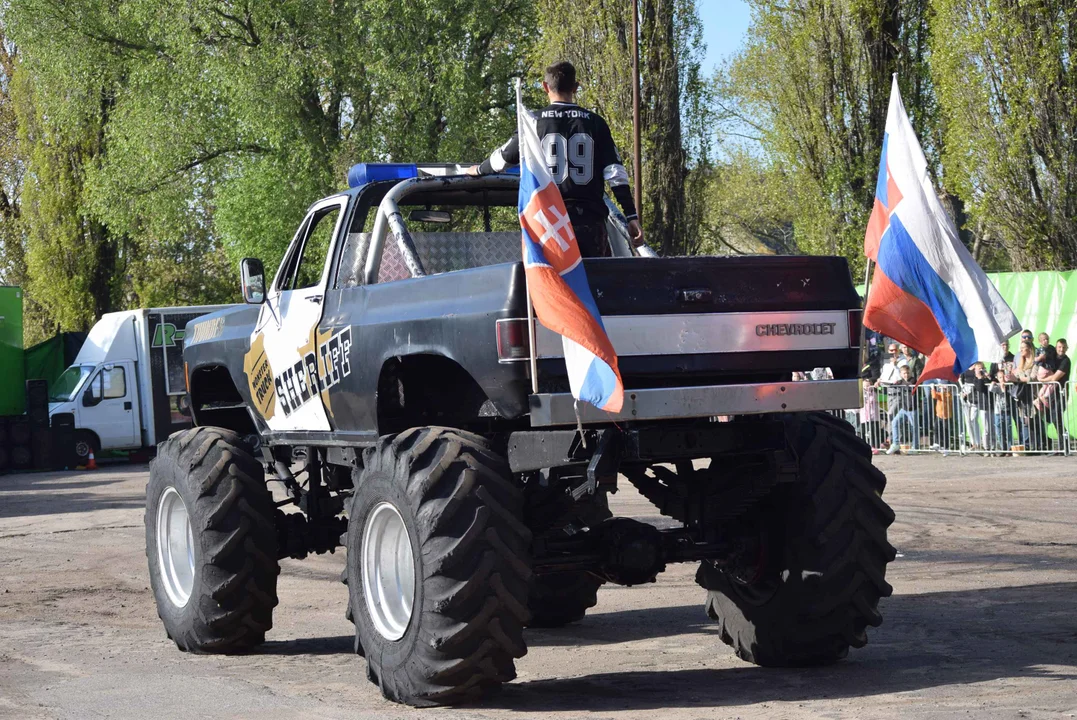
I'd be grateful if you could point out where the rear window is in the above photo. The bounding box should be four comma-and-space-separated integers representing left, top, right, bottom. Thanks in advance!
336, 203, 521, 287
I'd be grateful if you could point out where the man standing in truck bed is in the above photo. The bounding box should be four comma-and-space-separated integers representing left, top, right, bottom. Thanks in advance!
467, 61, 644, 257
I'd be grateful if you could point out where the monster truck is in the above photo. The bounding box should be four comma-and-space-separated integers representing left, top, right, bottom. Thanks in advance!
144, 163, 895, 707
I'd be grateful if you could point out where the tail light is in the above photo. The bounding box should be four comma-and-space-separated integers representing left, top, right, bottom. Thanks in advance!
848, 309, 863, 349
496, 319, 530, 361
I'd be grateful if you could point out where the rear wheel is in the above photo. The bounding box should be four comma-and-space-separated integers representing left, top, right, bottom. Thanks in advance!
347, 427, 532, 706
697, 412, 896, 666
145, 427, 279, 652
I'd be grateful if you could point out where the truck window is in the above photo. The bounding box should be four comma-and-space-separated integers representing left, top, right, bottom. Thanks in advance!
51, 364, 94, 402
87, 366, 126, 401
102, 366, 126, 399
335, 202, 521, 287
294, 206, 340, 290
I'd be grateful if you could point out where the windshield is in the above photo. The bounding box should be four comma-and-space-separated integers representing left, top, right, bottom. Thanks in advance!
50, 365, 95, 402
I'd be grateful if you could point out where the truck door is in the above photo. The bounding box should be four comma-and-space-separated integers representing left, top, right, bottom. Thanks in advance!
77, 361, 141, 449
250, 196, 346, 432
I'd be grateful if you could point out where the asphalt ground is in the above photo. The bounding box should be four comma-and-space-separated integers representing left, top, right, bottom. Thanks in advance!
0, 455, 1074, 719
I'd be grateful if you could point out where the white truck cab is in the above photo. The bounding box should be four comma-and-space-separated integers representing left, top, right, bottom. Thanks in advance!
49, 306, 232, 459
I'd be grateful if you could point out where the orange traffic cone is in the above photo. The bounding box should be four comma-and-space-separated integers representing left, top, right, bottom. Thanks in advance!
86, 451, 98, 471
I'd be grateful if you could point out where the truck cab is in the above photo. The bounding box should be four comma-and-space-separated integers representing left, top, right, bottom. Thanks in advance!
49, 306, 232, 459
49, 312, 144, 457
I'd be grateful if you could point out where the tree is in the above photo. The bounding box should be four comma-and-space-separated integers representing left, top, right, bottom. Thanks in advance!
932, 0, 1077, 271
9, 0, 533, 295
0, 28, 23, 289
696, 152, 798, 257
713, 0, 938, 274
641, 0, 686, 255
14, 67, 124, 336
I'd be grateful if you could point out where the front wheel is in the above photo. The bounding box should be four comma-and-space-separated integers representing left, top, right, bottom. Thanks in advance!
346, 427, 532, 707
73, 431, 99, 462
697, 412, 896, 666
145, 427, 279, 653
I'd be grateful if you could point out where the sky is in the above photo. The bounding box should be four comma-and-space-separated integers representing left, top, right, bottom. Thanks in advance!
698, 1, 752, 72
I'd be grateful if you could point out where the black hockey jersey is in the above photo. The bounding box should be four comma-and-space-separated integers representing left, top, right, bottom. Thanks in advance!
478, 102, 638, 221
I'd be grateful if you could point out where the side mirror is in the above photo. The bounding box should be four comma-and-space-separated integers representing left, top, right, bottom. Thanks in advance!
82, 388, 100, 408
240, 258, 266, 304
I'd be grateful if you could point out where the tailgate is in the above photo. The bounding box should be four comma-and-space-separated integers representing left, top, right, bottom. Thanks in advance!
528, 255, 864, 420
582, 256, 860, 315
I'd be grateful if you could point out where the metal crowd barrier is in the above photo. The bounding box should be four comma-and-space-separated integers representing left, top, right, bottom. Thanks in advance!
831, 379, 1073, 456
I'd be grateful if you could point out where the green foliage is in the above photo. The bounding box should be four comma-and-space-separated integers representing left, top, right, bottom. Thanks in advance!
12, 60, 123, 338
696, 151, 797, 256
8, 0, 1073, 347
8, 0, 533, 300
712, 0, 937, 276
931, 0, 1077, 270
0, 34, 23, 290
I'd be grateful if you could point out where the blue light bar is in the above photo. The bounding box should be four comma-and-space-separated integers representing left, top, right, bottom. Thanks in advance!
347, 163, 418, 189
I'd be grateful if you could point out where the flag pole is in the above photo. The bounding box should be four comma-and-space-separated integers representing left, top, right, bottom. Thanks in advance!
631, 0, 643, 214
526, 286, 539, 395
860, 258, 874, 374
517, 78, 540, 395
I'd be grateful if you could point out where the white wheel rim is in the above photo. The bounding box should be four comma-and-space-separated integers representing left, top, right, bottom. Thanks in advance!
361, 502, 416, 641
156, 486, 195, 608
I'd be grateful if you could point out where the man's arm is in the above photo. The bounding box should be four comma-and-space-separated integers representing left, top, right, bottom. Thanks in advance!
595, 118, 644, 244
467, 132, 520, 176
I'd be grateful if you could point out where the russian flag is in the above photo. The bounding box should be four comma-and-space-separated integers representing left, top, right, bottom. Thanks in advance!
864, 76, 1020, 383
515, 84, 624, 413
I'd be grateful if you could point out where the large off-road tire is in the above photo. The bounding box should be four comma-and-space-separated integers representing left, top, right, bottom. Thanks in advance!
697, 411, 896, 666
145, 426, 279, 653
527, 493, 611, 628
346, 427, 531, 707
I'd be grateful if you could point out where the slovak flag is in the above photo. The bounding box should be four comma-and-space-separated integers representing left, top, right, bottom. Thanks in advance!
864, 76, 1020, 382
516, 84, 624, 412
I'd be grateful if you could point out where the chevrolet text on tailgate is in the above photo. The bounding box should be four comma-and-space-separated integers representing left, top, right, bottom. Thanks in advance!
145, 163, 895, 707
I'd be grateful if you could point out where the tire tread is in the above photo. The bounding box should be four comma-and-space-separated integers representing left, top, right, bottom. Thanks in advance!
146, 427, 278, 654
349, 427, 531, 707
698, 411, 895, 667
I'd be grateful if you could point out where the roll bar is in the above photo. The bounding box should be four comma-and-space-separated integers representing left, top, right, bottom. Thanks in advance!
362, 174, 520, 285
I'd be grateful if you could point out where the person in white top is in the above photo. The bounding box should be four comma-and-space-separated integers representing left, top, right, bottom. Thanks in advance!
878, 343, 908, 385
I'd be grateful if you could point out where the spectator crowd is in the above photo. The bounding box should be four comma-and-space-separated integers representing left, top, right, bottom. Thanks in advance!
806, 329, 1072, 456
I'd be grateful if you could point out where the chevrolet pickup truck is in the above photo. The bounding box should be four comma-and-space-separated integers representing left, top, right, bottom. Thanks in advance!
144, 163, 895, 707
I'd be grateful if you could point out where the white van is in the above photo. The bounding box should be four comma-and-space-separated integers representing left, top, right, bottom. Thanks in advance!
48, 306, 233, 460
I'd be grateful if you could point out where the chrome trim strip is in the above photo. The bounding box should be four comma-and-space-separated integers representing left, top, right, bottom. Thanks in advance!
528, 379, 862, 427
535, 311, 851, 358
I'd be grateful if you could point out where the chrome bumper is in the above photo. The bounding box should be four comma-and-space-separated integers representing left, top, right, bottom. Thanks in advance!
528, 379, 862, 427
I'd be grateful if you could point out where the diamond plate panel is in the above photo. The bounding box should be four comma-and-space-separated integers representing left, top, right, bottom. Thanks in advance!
336, 231, 521, 286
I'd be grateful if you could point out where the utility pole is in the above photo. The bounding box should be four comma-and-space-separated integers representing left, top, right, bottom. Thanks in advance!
631, 0, 643, 214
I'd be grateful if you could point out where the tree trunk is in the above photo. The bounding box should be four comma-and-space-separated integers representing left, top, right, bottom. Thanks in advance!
862, 0, 900, 211
640, 0, 686, 256
86, 217, 119, 324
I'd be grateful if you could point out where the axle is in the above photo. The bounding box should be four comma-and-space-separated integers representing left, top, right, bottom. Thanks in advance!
532, 517, 736, 586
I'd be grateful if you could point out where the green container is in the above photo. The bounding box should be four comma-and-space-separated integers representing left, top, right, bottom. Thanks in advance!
0, 286, 25, 415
